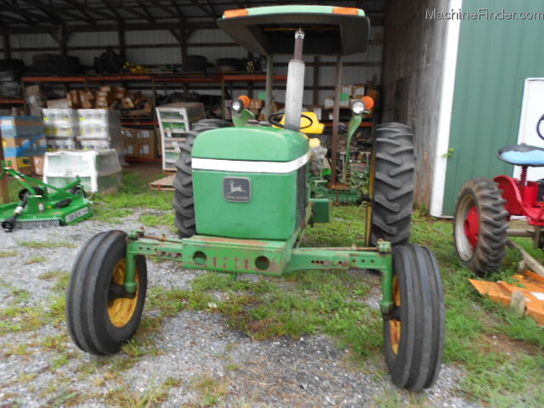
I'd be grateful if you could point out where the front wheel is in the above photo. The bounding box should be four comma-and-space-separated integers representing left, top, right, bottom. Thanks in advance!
66, 230, 147, 355
383, 244, 445, 391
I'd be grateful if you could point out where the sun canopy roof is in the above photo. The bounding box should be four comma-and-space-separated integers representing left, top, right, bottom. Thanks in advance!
217, 5, 370, 56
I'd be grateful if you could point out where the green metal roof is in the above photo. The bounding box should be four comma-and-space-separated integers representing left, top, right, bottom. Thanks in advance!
217, 5, 370, 56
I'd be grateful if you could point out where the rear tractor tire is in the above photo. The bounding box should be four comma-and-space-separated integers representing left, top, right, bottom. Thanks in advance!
371, 123, 415, 246
383, 244, 445, 391
173, 131, 198, 238
453, 178, 508, 276
66, 230, 147, 355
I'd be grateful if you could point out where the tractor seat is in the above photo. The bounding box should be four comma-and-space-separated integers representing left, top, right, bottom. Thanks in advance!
497, 144, 544, 167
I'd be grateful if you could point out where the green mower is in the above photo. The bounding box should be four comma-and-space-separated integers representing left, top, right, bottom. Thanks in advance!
0, 162, 91, 231
66, 5, 445, 391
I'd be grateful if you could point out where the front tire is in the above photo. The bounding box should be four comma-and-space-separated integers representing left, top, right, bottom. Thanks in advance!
453, 178, 508, 276
371, 123, 415, 246
383, 244, 445, 391
66, 230, 147, 355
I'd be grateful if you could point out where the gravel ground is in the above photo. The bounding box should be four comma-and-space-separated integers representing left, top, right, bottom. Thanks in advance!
0, 211, 483, 407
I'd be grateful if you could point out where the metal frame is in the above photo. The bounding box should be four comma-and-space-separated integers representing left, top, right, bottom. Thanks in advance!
124, 229, 394, 313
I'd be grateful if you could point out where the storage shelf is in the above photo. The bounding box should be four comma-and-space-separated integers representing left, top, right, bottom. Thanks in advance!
121, 120, 158, 126
21, 73, 287, 84
324, 121, 374, 128
0, 98, 25, 105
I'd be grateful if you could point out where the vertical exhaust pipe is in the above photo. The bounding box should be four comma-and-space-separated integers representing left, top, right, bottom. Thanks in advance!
284, 29, 305, 132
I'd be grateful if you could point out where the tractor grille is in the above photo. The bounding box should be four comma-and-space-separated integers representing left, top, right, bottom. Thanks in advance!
296, 165, 308, 228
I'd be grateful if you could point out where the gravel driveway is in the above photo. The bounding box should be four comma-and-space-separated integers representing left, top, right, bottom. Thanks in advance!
0, 211, 481, 407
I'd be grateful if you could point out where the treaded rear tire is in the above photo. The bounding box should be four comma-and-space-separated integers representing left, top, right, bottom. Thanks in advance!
173, 132, 198, 238
454, 177, 508, 276
383, 244, 445, 391
371, 122, 415, 246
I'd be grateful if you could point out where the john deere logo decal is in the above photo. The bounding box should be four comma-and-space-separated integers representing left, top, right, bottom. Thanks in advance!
224, 177, 251, 202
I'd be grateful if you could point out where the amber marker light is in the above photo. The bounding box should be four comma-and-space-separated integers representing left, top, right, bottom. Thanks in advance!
224, 9, 249, 18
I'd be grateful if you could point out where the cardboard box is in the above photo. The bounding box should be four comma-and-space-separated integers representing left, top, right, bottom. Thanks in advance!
68, 90, 81, 109
137, 140, 156, 159
352, 85, 366, 97
47, 98, 70, 109
122, 127, 157, 159
5, 156, 33, 174
341, 85, 353, 96
24, 85, 46, 117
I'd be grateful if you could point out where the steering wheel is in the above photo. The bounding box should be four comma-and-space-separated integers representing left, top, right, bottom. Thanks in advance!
269, 111, 314, 130
537, 114, 544, 141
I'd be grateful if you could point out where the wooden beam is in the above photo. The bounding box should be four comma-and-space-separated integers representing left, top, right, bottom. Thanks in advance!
62, 0, 97, 24
0, 20, 218, 34
137, 1, 157, 24
188, 0, 215, 18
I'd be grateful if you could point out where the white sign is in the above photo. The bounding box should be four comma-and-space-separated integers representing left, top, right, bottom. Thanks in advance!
516, 78, 544, 180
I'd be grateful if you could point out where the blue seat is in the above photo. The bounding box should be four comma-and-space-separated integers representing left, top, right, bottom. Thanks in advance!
497, 144, 544, 167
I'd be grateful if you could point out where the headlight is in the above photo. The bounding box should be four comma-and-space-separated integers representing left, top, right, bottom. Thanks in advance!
351, 100, 365, 115
231, 99, 244, 113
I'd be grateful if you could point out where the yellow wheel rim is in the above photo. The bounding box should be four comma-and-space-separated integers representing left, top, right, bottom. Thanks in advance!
107, 259, 140, 328
389, 276, 401, 354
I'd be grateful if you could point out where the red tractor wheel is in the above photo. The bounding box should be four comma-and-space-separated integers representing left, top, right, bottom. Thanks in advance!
454, 178, 508, 276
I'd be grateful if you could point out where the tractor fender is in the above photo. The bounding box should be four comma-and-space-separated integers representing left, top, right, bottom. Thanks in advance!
494, 175, 524, 216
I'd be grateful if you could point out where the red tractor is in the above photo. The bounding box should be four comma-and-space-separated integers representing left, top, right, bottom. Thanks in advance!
454, 115, 544, 275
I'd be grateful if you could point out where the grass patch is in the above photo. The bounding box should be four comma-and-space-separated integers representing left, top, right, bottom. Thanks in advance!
191, 374, 229, 407
23, 256, 47, 265
90, 171, 173, 223
39, 269, 68, 281
152, 268, 381, 362
303, 205, 367, 247
0, 250, 17, 258
92, 207, 134, 224
19, 240, 76, 249
139, 211, 175, 227
105, 377, 182, 408
0, 274, 69, 336
92, 171, 174, 223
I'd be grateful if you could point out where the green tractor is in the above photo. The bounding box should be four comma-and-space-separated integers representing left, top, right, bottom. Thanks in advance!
66, 5, 444, 391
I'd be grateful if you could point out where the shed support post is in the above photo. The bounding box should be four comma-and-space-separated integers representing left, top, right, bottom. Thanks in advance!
118, 25, 126, 61
264, 54, 274, 121
312, 56, 319, 106
329, 55, 343, 187
2, 33, 11, 59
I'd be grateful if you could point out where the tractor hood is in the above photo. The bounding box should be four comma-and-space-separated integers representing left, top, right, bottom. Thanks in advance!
192, 127, 309, 162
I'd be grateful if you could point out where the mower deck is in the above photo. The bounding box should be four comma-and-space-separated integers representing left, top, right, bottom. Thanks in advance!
0, 197, 91, 229
0, 164, 92, 231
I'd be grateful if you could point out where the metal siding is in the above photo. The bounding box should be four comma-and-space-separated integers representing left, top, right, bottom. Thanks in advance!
443, 0, 544, 215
